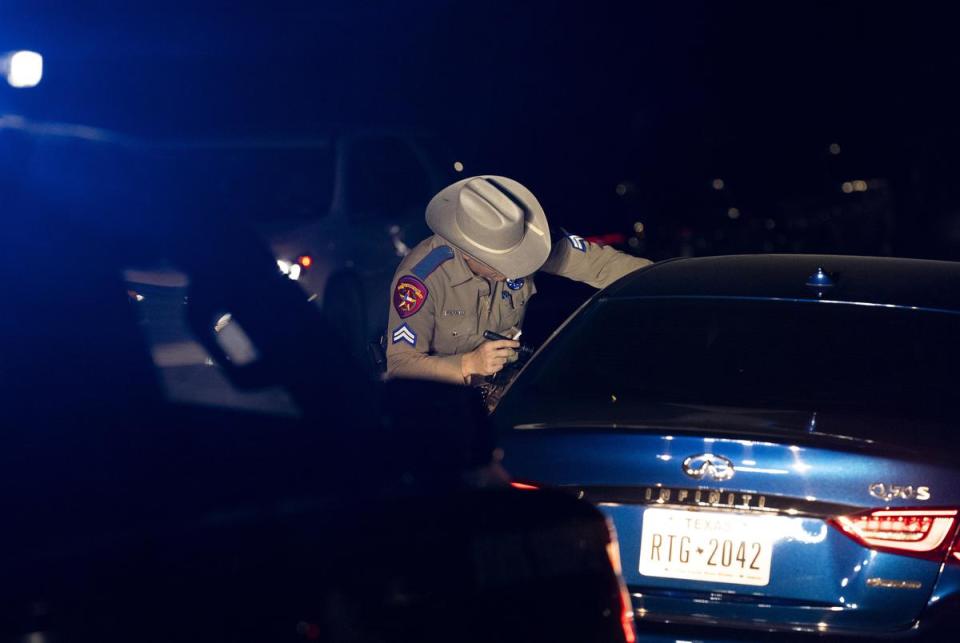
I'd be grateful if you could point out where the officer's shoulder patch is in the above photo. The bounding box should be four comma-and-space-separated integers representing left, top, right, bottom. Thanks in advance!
567, 235, 587, 252
411, 246, 455, 280
391, 323, 417, 346
394, 275, 428, 318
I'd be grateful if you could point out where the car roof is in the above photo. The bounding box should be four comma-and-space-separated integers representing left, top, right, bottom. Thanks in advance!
603, 254, 960, 313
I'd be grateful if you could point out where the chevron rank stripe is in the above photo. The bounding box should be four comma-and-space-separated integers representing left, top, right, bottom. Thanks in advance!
568, 234, 587, 252
391, 323, 417, 346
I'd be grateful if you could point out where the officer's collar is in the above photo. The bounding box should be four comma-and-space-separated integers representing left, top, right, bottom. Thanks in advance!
442, 244, 481, 287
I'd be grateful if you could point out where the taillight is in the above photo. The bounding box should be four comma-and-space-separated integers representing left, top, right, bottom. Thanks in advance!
949, 530, 960, 565
509, 481, 539, 491
605, 521, 637, 643
298, 255, 313, 268
831, 508, 959, 562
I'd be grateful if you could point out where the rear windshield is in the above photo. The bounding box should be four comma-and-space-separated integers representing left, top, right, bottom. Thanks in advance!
523, 298, 958, 424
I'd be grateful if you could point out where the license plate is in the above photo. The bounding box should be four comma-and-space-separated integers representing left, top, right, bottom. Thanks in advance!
639, 507, 775, 586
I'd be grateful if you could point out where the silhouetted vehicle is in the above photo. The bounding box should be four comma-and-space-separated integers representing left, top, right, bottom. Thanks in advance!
164, 131, 453, 360
0, 123, 635, 643
495, 254, 960, 640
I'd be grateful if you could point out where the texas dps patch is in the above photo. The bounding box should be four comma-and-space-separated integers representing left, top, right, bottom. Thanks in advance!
394, 275, 428, 318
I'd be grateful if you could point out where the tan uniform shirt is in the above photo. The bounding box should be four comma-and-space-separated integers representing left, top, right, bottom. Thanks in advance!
385, 233, 652, 384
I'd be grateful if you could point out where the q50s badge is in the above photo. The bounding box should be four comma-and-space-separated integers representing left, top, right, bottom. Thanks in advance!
869, 482, 931, 501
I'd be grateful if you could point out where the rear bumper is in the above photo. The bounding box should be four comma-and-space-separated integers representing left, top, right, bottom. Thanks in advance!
632, 608, 931, 640
629, 596, 960, 641
628, 586, 941, 640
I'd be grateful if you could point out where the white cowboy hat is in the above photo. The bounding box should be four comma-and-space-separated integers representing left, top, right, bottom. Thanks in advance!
425, 176, 551, 280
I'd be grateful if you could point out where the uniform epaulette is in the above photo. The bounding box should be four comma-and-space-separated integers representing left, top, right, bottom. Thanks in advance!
411, 246, 455, 280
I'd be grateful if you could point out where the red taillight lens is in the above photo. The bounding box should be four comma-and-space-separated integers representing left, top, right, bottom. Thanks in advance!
949, 531, 960, 565
831, 508, 959, 561
298, 255, 313, 268
509, 481, 539, 491
605, 521, 637, 643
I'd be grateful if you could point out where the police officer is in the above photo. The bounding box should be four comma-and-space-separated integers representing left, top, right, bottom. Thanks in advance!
385, 176, 651, 384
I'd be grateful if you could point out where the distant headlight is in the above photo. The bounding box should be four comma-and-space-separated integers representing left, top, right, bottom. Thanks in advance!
276, 259, 301, 281
2, 50, 43, 88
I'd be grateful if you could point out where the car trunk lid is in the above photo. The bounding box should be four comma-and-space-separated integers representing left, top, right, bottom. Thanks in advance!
500, 410, 960, 635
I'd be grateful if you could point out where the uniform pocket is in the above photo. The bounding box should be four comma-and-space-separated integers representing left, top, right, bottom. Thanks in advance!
435, 312, 480, 354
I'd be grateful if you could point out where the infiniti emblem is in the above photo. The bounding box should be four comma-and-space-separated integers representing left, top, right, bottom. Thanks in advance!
682, 453, 736, 481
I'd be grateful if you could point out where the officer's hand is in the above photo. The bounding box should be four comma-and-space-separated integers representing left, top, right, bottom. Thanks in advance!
461, 339, 520, 378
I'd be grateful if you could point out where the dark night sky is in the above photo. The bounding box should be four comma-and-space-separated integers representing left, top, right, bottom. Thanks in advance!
4, 1, 960, 257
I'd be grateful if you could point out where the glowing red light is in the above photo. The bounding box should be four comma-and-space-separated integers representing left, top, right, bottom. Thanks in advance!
509, 481, 539, 491
621, 595, 637, 643
298, 255, 313, 268
831, 508, 959, 561
585, 233, 627, 247
606, 537, 637, 643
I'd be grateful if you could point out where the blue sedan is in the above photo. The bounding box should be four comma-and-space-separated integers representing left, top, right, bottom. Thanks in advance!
495, 254, 960, 639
